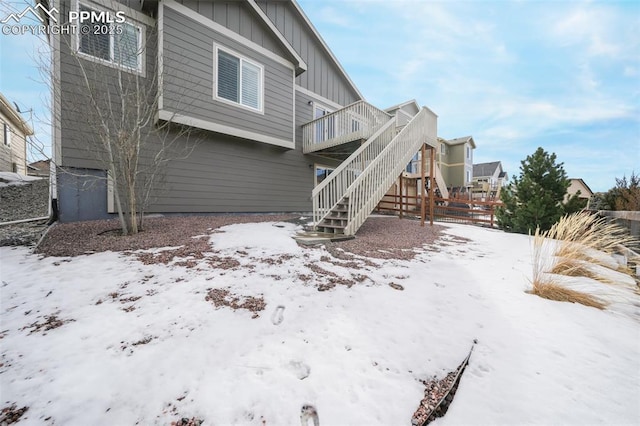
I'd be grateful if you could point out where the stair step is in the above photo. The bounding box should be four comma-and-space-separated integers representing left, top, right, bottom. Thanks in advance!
319, 223, 346, 229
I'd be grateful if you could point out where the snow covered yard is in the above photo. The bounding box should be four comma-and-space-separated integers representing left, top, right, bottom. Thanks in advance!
1, 217, 638, 425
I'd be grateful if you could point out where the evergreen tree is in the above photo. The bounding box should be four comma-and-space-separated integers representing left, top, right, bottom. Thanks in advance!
497, 147, 570, 234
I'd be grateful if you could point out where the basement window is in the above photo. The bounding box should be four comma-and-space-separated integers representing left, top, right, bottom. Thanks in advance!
215, 46, 264, 113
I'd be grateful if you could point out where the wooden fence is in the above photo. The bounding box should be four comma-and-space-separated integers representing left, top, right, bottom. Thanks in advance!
375, 194, 502, 227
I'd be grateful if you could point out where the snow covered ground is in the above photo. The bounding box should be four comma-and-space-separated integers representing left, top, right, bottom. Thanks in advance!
1, 220, 638, 425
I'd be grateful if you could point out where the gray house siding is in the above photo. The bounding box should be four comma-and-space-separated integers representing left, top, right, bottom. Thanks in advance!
161, 4, 294, 144
256, 1, 360, 106
53, 0, 352, 221
144, 89, 341, 214
174, 0, 291, 60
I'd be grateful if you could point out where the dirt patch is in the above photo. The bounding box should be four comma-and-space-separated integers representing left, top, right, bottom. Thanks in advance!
37, 215, 296, 257
21, 314, 75, 334
205, 288, 266, 318
323, 217, 446, 260
0, 404, 29, 424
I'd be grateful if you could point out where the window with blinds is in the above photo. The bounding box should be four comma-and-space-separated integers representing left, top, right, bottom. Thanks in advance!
216, 47, 263, 112
77, 4, 142, 72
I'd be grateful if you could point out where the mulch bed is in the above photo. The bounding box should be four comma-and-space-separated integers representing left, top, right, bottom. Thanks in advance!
36, 215, 296, 257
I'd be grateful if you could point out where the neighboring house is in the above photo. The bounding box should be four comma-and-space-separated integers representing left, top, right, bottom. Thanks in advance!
0, 93, 33, 175
431, 136, 476, 190
44, 0, 438, 235
472, 161, 507, 198
566, 178, 594, 207
28, 159, 51, 178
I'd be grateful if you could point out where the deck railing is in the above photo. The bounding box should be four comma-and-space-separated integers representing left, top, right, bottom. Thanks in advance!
312, 117, 397, 226
343, 107, 438, 235
302, 100, 391, 153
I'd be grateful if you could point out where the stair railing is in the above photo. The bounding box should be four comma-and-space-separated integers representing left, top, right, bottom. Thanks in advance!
312, 117, 397, 226
344, 107, 438, 235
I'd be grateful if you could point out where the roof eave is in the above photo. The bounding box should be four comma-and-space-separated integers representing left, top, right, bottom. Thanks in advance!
290, 0, 364, 100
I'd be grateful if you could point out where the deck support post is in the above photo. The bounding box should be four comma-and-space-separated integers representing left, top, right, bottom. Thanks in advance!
420, 143, 426, 227
429, 146, 435, 226
399, 173, 404, 219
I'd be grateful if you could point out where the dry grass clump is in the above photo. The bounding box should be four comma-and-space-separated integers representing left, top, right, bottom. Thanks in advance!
529, 281, 606, 310
548, 211, 638, 261
530, 212, 639, 309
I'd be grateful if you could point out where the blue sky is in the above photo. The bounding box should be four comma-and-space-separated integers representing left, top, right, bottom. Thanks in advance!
1, 0, 638, 192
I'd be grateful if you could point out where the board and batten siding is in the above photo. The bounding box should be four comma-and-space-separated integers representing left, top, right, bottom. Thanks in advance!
160, 3, 295, 147
174, 0, 292, 60
256, 0, 361, 106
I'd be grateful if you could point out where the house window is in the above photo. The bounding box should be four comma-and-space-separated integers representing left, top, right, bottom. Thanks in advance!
77, 4, 143, 72
466, 170, 471, 184
440, 143, 446, 155
315, 165, 335, 186
215, 46, 264, 112
3, 123, 10, 147
466, 145, 471, 159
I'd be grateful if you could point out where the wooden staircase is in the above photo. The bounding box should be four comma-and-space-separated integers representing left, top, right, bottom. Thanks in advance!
316, 197, 349, 234
311, 106, 438, 236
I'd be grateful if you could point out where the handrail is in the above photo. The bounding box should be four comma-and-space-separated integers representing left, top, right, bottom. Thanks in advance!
312, 117, 397, 225
302, 100, 391, 153
344, 107, 437, 235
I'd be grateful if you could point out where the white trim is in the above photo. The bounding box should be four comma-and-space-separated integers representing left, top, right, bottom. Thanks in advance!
74, 0, 146, 75
157, 1, 163, 111
107, 170, 115, 213
157, 109, 294, 150
213, 43, 265, 114
314, 163, 336, 187
290, 0, 364, 100
163, 0, 296, 72
295, 85, 342, 110
291, 69, 296, 146
245, 0, 307, 74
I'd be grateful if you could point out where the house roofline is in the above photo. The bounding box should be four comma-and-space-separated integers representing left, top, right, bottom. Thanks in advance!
290, 0, 364, 100
384, 99, 419, 112
0, 93, 34, 136
569, 178, 594, 196
247, 0, 307, 76
445, 135, 476, 148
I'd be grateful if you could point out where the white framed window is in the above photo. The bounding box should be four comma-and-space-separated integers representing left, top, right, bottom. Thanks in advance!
76, 2, 144, 73
313, 103, 334, 142
3, 123, 10, 147
214, 45, 264, 113
314, 164, 335, 186
440, 143, 446, 155
466, 145, 471, 159
466, 170, 471, 184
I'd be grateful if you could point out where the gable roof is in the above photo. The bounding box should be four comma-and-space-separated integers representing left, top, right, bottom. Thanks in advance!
246, 0, 307, 75
0, 93, 33, 136
473, 161, 502, 178
569, 178, 594, 197
446, 135, 476, 148
384, 99, 420, 115
289, 0, 364, 99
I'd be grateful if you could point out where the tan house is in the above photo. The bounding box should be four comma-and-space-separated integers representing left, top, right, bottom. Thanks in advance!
566, 178, 594, 207
0, 93, 33, 175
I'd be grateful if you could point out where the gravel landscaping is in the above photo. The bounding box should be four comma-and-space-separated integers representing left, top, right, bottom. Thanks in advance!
36, 215, 448, 260
0, 175, 50, 247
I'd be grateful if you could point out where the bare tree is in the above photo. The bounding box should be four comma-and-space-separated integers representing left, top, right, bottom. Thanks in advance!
25, 2, 199, 235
